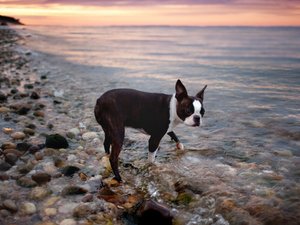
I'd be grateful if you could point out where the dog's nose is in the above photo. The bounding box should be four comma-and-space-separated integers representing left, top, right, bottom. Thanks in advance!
194, 115, 200, 125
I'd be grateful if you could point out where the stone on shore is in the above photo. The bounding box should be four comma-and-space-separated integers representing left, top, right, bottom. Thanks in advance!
45, 134, 69, 149
31, 172, 51, 185
19, 202, 36, 215
11, 131, 26, 140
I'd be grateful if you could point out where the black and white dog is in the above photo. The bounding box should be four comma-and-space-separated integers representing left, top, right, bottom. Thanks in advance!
94, 80, 207, 182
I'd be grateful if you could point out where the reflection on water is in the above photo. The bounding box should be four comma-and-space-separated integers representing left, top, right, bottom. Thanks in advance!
25, 26, 300, 224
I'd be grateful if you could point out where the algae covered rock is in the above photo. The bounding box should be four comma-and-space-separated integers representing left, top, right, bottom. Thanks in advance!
45, 134, 69, 149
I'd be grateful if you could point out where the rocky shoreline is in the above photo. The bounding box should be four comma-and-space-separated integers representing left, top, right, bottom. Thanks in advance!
1, 26, 299, 225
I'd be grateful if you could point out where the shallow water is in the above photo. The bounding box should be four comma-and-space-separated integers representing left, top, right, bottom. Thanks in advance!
19, 25, 300, 224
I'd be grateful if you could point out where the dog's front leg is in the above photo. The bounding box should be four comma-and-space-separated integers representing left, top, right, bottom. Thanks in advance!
148, 135, 163, 163
167, 131, 184, 150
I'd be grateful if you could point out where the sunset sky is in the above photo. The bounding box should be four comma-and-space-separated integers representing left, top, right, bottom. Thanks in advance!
1, 0, 300, 26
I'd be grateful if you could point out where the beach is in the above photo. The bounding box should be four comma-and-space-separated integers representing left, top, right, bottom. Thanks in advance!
1, 25, 300, 225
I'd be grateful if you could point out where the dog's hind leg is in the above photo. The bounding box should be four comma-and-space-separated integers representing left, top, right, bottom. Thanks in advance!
167, 131, 184, 150
109, 127, 125, 182
103, 133, 111, 154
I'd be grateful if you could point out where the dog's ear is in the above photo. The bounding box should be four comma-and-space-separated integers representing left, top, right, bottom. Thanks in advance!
196, 85, 207, 100
175, 79, 188, 101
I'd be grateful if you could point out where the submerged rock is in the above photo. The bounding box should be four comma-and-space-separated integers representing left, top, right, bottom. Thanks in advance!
0, 160, 12, 171
2, 199, 18, 213
10, 131, 26, 140
19, 202, 36, 215
17, 176, 38, 188
72, 203, 94, 218
31, 172, 51, 185
61, 165, 80, 177
45, 134, 69, 149
136, 200, 173, 225
30, 186, 52, 200
61, 186, 88, 196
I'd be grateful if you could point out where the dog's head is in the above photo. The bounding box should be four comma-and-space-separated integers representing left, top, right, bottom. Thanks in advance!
175, 79, 207, 127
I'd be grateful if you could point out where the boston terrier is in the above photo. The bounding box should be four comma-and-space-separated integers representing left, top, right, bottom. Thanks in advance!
94, 79, 207, 182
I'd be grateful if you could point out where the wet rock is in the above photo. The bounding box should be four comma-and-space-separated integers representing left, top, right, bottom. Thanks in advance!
34, 110, 45, 117
67, 128, 80, 139
31, 172, 51, 185
3, 149, 23, 157
28, 145, 40, 154
34, 152, 44, 160
13, 104, 31, 115
18, 161, 35, 174
5, 152, 18, 165
30, 186, 52, 200
0, 106, 10, 113
11, 131, 26, 140
45, 134, 69, 149
17, 142, 32, 152
0, 91, 7, 102
82, 132, 98, 141
34, 103, 46, 110
23, 128, 35, 136
61, 165, 80, 177
17, 176, 38, 188
10, 88, 18, 94
53, 156, 65, 167
41, 75, 47, 80
135, 200, 173, 225
59, 218, 77, 225
0, 160, 12, 171
26, 123, 36, 129
274, 149, 293, 157
0, 209, 11, 218
73, 203, 94, 218
19, 202, 36, 215
1, 142, 16, 150
0, 173, 9, 180
30, 91, 40, 99
61, 186, 88, 196
44, 148, 58, 156
82, 194, 94, 202
174, 191, 193, 206
44, 207, 57, 216
2, 199, 18, 212
2, 127, 14, 134
24, 83, 34, 89
97, 187, 124, 204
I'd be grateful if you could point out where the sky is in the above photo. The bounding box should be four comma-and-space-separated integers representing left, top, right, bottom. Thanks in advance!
1, 0, 300, 26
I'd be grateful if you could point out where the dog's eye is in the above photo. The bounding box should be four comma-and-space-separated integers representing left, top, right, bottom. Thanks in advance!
185, 107, 193, 115
200, 108, 205, 117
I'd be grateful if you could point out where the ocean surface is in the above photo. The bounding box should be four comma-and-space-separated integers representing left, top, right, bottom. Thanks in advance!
21, 26, 300, 223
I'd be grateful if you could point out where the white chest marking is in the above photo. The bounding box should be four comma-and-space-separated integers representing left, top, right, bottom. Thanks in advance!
167, 94, 182, 133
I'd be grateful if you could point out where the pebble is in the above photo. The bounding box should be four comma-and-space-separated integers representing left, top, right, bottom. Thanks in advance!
0, 91, 7, 102
5, 152, 18, 165
1, 142, 16, 150
0, 106, 10, 113
73, 203, 94, 218
2, 127, 14, 134
0, 160, 12, 171
58, 203, 79, 214
44, 207, 57, 216
17, 176, 38, 188
19, 202, 37, 215
31, 172, 51, 185
34, 110, 45, 117
274, 150, 293, 157
34, 152, 44, 160
82, 132, 98, 141
67, 128, 80, 139
29, 145, 40, 154
3, 199, 18, 212
61, 186, 88, 196
30, 91, 40, 99
61, 165, 80, 177
45, 134, 69, 149
30, 186, 52, 200
17, 142, 32, 151
59, 218, 77, 225
23, 127, 35, 136
11, 131, 26, 140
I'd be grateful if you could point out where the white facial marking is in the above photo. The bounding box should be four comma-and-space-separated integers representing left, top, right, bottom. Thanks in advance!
184, 100, 202, 126
148, 148, 158, 163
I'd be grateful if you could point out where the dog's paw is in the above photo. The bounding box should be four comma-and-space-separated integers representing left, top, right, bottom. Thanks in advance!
176, 142, 184, 150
